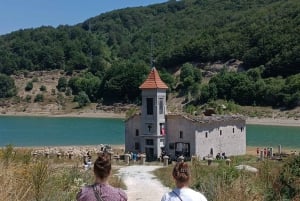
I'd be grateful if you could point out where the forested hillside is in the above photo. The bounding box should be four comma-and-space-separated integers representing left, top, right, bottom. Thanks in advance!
0, 0, 300, 110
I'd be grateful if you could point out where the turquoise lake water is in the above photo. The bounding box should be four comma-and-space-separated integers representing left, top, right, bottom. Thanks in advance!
0, 116, 299, 148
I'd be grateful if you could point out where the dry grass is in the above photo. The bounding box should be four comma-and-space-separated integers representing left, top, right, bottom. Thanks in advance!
0, 145, 125, 201
154, 155, 300, 201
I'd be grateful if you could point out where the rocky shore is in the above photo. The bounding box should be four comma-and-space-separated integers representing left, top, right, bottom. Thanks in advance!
19, 144, 124, 159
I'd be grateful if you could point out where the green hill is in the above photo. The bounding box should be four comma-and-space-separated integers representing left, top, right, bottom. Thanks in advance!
0, 0, 300, 109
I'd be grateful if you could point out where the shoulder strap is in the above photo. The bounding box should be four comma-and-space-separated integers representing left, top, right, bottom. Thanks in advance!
172, 190, 183, 201
93, 184, 104, 201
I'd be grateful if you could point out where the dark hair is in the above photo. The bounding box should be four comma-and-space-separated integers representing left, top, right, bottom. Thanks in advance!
172, 162, 190, 183
94, 153, 111, 179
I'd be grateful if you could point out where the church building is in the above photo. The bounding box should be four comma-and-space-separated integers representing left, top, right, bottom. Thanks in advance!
125, 67, 246, 161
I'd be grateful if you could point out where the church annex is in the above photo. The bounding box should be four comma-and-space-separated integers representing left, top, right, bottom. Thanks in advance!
125, 67, 246, 161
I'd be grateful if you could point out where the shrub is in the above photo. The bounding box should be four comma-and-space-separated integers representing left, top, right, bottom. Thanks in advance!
25, 95, 32, 102
25, 81, 33, 91
74, 91, 90, 108
32, 77, 39, 82
266, 155, 300, 200
40, 85, 46, 92
57, 77, 67, 92
34, 94, 44, 102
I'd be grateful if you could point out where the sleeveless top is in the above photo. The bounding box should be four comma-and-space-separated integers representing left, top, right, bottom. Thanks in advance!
76, 183, 127, 201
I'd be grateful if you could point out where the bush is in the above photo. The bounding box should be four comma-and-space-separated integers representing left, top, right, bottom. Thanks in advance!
74, 91, 90, 108
34, 94, 44, 102
25, 81, 33, 91
32, 77, 39, 82
40, 85, 47, 92
267, 155, 300, 200
57, 77, 67, 92
25, 95, 32, 102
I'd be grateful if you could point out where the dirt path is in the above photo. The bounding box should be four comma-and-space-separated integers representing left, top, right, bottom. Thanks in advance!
118, 165, 171, 201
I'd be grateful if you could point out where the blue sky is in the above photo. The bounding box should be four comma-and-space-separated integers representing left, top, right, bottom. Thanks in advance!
0, 0, 167, 35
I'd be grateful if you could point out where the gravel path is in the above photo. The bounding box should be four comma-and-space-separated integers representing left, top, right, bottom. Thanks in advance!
118, 165, 171, 201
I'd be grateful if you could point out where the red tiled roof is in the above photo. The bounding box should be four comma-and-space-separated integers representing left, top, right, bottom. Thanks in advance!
139, 67, 168, 89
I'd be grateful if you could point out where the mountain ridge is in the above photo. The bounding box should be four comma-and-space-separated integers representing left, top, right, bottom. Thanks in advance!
0, 0, 299, 110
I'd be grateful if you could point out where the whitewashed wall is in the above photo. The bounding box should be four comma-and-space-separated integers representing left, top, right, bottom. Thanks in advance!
194, 119, 246, 158
125, 114, 141, 153
165, 115, 246, 159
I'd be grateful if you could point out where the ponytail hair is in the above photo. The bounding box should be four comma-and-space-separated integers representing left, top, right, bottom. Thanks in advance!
172, 162, 190, 183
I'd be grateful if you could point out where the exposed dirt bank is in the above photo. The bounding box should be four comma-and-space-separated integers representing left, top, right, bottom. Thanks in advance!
246, 117, 300, 127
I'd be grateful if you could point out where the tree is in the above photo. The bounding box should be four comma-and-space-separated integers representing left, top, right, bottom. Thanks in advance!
180, 63, 194, 82
74, 91, 90, 108
99, 61, 149, 103
57, 77, 67, 92
67, 72, 101, 101
0, 74, 16, 98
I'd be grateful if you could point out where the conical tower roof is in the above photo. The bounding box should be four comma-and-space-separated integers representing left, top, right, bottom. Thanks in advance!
139, 67, 168, 89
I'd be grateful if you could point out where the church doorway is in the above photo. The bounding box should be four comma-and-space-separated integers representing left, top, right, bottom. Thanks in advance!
145, 147, 154, 161
175, 142, 190, 159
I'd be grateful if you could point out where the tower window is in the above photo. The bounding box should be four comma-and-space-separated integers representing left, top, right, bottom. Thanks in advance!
205, 132, 208, 138
159, 98, 164, 114
220, 130, 222, 136
135, 129, 139, 136
233, 128, 235, 133
179, 131, 183, 139
146, 98, 153, 115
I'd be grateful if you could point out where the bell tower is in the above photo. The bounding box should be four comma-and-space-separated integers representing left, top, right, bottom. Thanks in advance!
139, 67, 168, 161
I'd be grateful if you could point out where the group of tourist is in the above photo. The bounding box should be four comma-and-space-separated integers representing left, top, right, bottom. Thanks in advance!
76, 152, 208, 201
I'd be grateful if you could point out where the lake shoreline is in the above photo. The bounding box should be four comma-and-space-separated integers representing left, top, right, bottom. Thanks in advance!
9, 145, 299, 156
246, 117, 300, 127
0, 110, 126, 119
1, 111, 300, 127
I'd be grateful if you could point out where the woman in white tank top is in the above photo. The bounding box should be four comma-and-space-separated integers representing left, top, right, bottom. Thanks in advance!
161, 162, 207, 201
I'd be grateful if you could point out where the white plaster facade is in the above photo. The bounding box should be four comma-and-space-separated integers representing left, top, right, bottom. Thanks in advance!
166, 114, 246, 160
